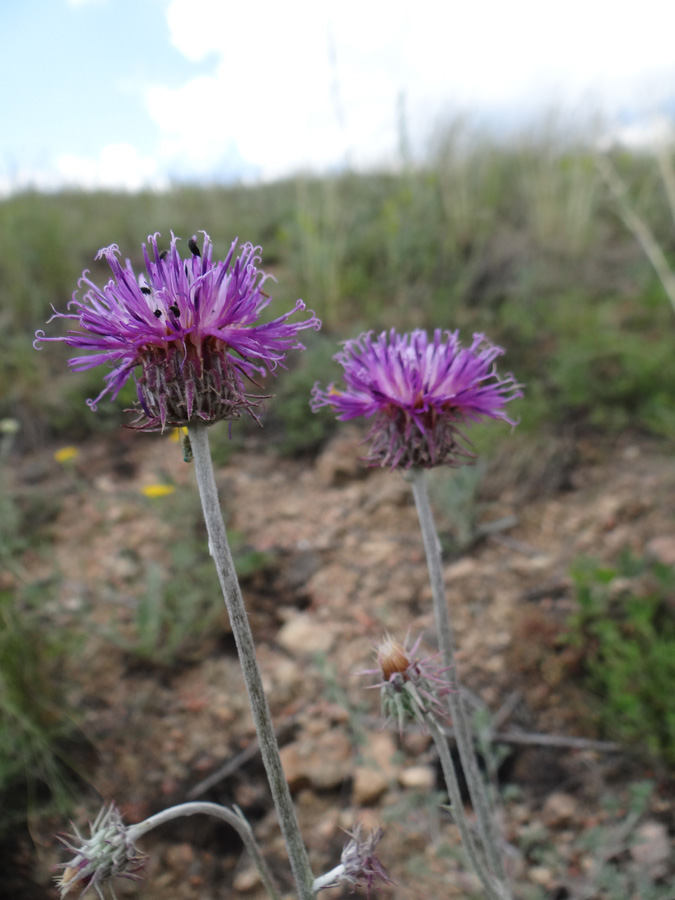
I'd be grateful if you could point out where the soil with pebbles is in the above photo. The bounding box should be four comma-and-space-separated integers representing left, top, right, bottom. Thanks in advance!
3, 425, 674, 899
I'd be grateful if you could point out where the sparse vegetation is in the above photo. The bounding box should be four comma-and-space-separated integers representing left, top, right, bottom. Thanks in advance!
4, 124, 675, 453
565, 552, 675, 765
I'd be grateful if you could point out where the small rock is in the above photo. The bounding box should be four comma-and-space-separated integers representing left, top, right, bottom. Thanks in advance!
366, 731, 399, 777
338, 808, 381, 833
630, 820, 670, 878
233, 867, 261, 892
541, 792, 577, 827
646, 536, 675, 566
164, 842, 195, 871
315, 429, 364, 485
281, 728, 352, 791
398, 765, 435, 791
445, 558, 479, 579
530, 865, 554, 888
401, 732, 432, 756
279, 550, 322, 591
279, 743, 310, 791
277, 613, 334, 654
352, 765, 389, 805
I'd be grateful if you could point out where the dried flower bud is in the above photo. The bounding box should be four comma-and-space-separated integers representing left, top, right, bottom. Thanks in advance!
55, 804, 146, 899
376, 635, 410, 680
364, 634, 455, 733
313, 825, 392, 897
340, 825, 393, 897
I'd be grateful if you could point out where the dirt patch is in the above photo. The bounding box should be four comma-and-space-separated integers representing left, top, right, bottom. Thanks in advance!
4, 427, 675, 899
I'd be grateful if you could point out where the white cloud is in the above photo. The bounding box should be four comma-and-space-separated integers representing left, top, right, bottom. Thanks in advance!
55, 143, 168, 190
7, 0, 673, 198
0, 143, 168, 196
151, 0, 675, 182
153, 1, 363, 178
600, 114, 675, 151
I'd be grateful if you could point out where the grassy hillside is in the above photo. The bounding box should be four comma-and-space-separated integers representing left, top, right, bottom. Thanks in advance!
2, 126, 675, 454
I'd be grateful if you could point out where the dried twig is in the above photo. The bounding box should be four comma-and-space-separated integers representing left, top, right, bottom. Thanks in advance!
596, 153, 675, 316
187, 717, 299, 799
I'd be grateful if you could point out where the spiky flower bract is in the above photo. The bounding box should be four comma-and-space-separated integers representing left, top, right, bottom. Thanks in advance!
364, 633, 455, 733
35, 232, 320, 431
55, 804, 146, 899
339, 825, 393, 897
313, 824, 392, 896
311, 328, 522, 469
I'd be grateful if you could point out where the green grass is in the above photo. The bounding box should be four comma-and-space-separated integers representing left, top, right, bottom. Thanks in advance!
3, 124, 675, 454
0, 579, 82, 831
102, 478, 275, 668
564, 552, 675, 765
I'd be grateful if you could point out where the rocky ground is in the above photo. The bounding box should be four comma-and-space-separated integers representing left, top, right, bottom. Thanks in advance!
4, 425, 675, 899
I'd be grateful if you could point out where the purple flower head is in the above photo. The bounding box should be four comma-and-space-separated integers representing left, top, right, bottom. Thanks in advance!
311, 328, 522, 469
35, 232, 321, 431
55, 804, 146, 899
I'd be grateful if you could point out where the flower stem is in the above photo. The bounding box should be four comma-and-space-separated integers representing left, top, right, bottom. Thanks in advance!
128, 802, 281, 900
188, 424, 314, 900
408, 467, 510, 895
426, 716, 502, 900
312, 865, 345, 892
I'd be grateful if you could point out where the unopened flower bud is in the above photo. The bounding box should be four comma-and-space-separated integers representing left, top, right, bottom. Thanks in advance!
55, 804, 146, 898
376, 635, 410, 680
364, 634, 455, 733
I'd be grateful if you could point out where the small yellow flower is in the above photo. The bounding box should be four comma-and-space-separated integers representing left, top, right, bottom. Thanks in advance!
54, 446, 79, 464
0, 418, 20, 435
141, 484, 175, 498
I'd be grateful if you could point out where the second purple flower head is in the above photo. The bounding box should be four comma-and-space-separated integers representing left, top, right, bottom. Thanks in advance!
311, 328, 522, 469
35, 232, 320, 431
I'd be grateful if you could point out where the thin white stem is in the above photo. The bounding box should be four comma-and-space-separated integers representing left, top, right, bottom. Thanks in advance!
656, 143, 675, 233
596, 153, 675, 317
187, 424, 314, 900
312, 864, 345, 892
427, 716, 503, 900
128, 802, 281, 900
408, 467, 510, 895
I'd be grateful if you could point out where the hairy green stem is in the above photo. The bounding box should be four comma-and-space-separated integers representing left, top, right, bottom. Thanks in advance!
129, 802, 281, 900
408, 467, 510, 894
188, 424, 314, 900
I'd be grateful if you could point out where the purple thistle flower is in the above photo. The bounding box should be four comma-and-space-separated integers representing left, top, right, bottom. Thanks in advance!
311, 328, 522, 469
35, 232, 320, 431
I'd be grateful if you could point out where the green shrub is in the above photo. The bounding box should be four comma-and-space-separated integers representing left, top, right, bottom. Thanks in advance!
0, 581, 81, 829
564, 552, 675, 764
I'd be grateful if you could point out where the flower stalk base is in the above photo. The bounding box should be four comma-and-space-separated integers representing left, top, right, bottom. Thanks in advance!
188, 423, 314, 900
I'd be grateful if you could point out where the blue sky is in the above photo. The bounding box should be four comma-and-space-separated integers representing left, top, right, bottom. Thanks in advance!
2, 0, 675, 195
